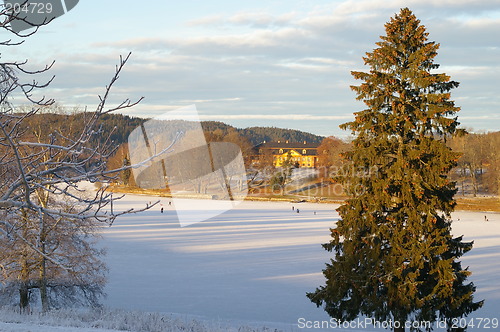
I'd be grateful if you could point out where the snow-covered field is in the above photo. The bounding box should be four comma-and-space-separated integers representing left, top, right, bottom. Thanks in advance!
102, 196, 334, 331
2, 194, 499, 331
103, 195, 500, 331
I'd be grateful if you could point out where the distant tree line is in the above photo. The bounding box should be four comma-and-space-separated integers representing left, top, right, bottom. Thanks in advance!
316, 131, 500, 198
18, 115, 324, 149
201, 121, 324, 145
238, 126, 324, 145
19, 111, 145, 148
448, 130, 500, 197
28, 111, 497, 198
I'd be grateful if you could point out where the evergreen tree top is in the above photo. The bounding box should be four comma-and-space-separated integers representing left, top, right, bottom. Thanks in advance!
343, 7, 460, 140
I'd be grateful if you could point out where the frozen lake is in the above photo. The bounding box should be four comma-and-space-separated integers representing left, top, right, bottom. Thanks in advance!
101, 195, 500, 330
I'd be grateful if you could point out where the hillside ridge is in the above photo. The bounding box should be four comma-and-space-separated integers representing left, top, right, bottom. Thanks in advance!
23, 113, 325, 146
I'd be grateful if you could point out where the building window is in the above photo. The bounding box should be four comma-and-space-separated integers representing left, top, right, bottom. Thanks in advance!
302, 149, 307, 154
279, 149, 284, 154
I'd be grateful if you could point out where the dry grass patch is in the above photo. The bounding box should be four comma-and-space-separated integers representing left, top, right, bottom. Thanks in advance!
455, 197, 500, 212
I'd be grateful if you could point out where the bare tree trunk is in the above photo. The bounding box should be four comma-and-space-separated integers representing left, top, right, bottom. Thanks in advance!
19, 209, 31, 313
37, 189, 49, 312
19, 259, 29, 313
497, 176, 500, 203
470, 166, 478, 197
39, 256, 49, 312
394, 320, 405, 332
460, 167, 466, 196
19, 283, 29, 313
392, 314, 405, 332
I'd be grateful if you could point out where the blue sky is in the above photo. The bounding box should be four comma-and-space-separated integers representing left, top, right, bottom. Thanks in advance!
3, 0, 500, 137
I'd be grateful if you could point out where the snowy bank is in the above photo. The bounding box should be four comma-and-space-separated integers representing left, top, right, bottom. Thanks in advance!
0, 307, 288, 332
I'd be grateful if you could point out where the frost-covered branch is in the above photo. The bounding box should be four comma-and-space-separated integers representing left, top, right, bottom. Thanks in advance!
0, 12, 169, 311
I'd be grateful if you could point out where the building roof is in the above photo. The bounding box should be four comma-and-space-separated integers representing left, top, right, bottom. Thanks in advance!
256, 141, 320, 149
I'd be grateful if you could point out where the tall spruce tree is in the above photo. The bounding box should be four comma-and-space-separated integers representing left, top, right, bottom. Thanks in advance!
307, 8, 482, 331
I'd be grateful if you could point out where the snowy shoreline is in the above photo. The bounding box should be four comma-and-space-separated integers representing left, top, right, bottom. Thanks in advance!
108, 185, 500, 213
0, 307, 296, 332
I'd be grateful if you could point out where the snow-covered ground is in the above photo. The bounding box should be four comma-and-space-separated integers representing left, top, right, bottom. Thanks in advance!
0, 322, 122, 332
0, 307, 279, 332
2, 194, 499, 331
103, 195, 500, 331
102, 197, 334, 331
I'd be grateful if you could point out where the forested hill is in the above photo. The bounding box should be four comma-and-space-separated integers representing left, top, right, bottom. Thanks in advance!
21, 114, 324, 146
21, 112, 145, 145
239, 126, 324, 145
200, 121, 324, 145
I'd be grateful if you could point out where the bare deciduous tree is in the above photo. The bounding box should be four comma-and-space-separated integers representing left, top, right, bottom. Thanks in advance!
0, 9, 161, 312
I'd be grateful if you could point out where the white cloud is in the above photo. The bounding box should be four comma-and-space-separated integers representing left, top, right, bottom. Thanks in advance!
186, 15, 225, 27
187, 11, 297, 29
23, 0, 500, 136
228, 11, 297, 27
179, 98, 243, 103
461, 17, 500, 29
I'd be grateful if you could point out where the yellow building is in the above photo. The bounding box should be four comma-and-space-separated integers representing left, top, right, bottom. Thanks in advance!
256, 141, 319, 168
